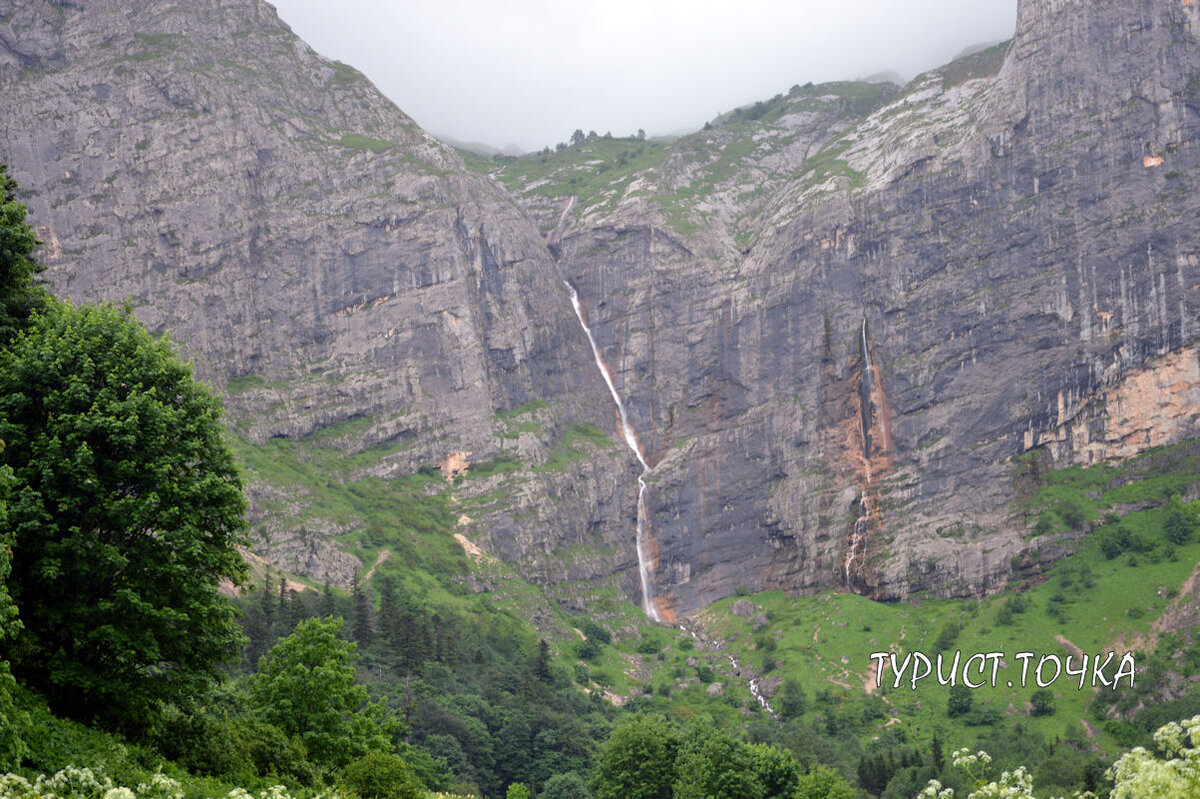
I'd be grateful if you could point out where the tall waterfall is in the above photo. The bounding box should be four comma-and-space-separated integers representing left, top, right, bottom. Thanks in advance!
563, 280, 661, 622
846, 318, 873, 585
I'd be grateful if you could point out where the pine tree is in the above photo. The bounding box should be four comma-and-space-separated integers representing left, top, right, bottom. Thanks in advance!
352, 582, 373, 646
260, 579, 277, 629
534, 639, 552, 683
378, 576, 398, 622
320, 580, 336, 618
285, 587, 301, 632
278, 577, 289, 626
0, 163, 47, 343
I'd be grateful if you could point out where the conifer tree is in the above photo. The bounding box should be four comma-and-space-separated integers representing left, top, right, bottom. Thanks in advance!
320, 580, 336, 618
0, 163, 46, 343
535, 639, 552, 683
352, 582, 373, 646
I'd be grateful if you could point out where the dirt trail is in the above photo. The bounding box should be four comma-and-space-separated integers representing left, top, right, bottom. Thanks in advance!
1055, 634, 1084, 659
359, 548, 391, 586
1111, 560, 1200, 654
228, 548, 311, 596
864, 626, 905, 696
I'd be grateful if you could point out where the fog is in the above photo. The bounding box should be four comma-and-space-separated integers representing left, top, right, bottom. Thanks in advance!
270, 0, 1018, 152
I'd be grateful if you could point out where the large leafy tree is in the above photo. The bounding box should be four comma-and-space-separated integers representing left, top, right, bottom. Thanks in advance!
0, 301, 248, 729
591, 715, 678, 799
673, 730, 764, 799
247, 617, 397, 768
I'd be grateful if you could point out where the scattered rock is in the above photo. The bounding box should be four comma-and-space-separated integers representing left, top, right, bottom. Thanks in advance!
732, 599, 755, 618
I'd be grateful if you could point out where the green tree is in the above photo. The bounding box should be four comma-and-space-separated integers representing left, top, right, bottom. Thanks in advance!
506, 784, 531, 799
0, 163, 47, 343
746, 744, 800, 799
793, 764, 855, 799
0, 302, 248, 729
1057, 497, 1087, 530
340, 750, 424, 799
542, 772, 591, 799
320, 580, 337, 619
673, 730, 763, 799
777, 678, 807, 721
535, 639, 553, 683
1030, 688, 1056, 717
0, 454, 28, 768
0, 158, 40, 763
1164, 495, 1196, 545
592, 715, 678, 799
248, 617, 397, 767
351, 582, 373, 645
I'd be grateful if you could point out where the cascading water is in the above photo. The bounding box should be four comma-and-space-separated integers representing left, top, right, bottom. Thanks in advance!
563, 280, 661, 622
728, 653, 775, 713
844, 493, 869, 585
845, 318, 873, 586
676, 625, 774, 713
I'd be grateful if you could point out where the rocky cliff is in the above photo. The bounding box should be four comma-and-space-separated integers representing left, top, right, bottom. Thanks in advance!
492, 0, 1200, 614
0, 0, 638, 597
3, 0, 1200, 618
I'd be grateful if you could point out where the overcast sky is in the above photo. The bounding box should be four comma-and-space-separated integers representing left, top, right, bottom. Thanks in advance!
270, 0, 1018, 153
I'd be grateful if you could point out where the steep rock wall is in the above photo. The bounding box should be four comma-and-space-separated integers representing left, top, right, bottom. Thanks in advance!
534, 0, 1200, 613
0, 0, 642, 596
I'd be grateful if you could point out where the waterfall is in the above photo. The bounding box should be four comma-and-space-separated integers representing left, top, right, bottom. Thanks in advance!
563, 280, 661, 622
846, 317, 872, 586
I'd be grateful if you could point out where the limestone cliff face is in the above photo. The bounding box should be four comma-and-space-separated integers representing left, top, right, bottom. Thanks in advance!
497, 0, 1200, 613
0, 0, 639, 596
4, 0, 1200, 617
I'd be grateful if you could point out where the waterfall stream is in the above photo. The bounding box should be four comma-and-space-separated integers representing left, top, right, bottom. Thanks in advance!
844, 493, 869, 585
846, 318, 873, 586
563, 280, 661, 622
677, 625, 775, 713
728, 653, 775, 713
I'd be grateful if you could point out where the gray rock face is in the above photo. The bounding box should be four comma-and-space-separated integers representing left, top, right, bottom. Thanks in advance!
4, 0, 1200, 618
497, 0, 1200, 615
0, 0, 637, 594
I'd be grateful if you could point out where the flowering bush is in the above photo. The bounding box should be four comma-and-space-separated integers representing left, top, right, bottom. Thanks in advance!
916, 756, 1045, 799
0, 768, 348, 799
918, 716, 1200, 798
916, 746, 1088, 799
1107, 714, 1200, 799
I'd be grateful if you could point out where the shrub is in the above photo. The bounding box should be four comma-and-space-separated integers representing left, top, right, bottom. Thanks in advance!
1030, 689, 1056, 717
947, 684, 973, 718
